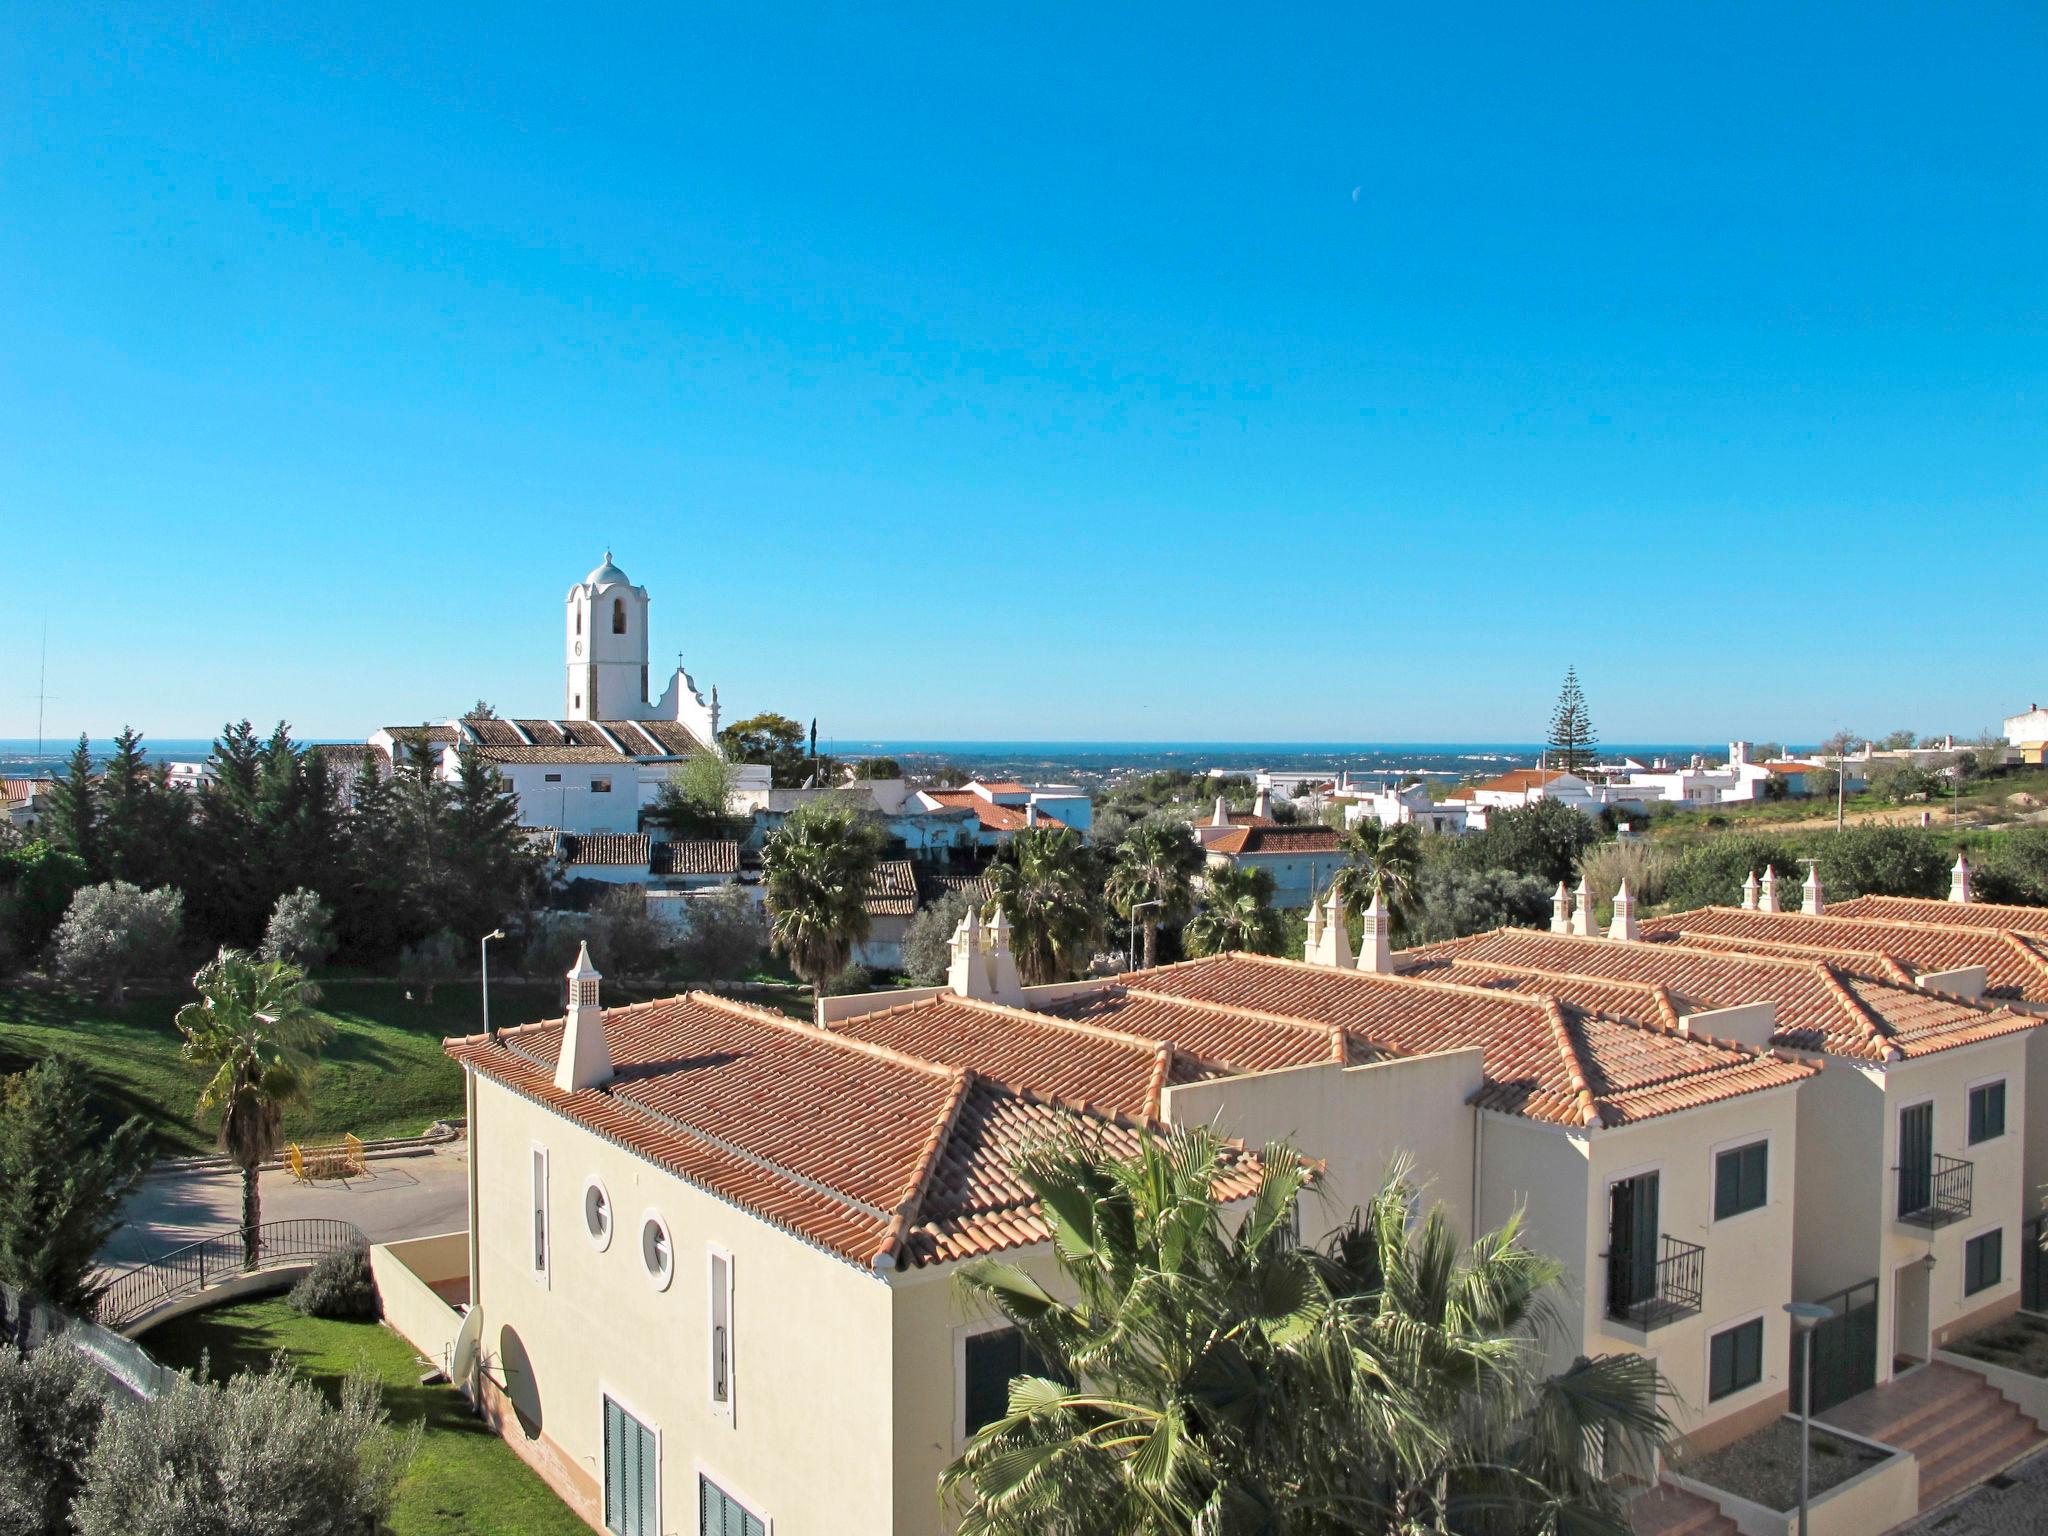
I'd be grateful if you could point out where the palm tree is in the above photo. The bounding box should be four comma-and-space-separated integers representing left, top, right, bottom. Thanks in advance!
1333, 818, 1421, 935
760, 798, 886, 1011
174, 949, 328, 1270
1182, 864, 1282, 958
987, 824, 1099, 985
943, 1137, 1671, 1535
1105, 816, 1204, 970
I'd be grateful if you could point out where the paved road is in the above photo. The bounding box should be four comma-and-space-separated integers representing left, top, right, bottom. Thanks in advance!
102, 1145, 470, 1271
1903, 1444, 2048, 1534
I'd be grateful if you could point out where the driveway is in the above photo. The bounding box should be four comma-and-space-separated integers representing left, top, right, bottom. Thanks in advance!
102, 1145, 470, 1271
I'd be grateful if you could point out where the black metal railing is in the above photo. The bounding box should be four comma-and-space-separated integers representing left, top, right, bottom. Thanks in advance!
1605, 1234, 1705, 1328
95, 1218, 367, 1331
1897, 1154, 1972, 1229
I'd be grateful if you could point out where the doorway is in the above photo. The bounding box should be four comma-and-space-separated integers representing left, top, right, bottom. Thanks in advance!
1892, 1258, 1931, 1370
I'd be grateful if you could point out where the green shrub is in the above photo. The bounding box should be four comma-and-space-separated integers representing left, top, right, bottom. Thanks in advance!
1662, 835, 1807, 913
287, 1245, 379, 1322
0, 1340, 109, 1536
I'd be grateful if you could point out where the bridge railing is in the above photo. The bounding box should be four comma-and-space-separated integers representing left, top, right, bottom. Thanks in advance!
95, 1218, 367, 1332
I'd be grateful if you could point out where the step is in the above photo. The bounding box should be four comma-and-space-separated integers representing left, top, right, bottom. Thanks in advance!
1917, 1418, 2044, 1509
1832, 1368, 1985, 1444
1886, 1387, 2016, 1454
1629, 1485, 1738, 1536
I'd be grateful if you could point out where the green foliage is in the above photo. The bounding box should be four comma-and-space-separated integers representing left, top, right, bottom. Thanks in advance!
397, 930, 462, 1004
646, 749, 746, 841
852, 756, 904, 780
288, 1244, 380, 1321
941, 1134, 1670, 1535
761, 798, 886, 999
1411, 866, 1554, 943
988, 825, 1100, 985
47, 737, 99, 879
1182, 864, 1283, 958
261, 888, 336, 976
1452, 798, 1601, 887
72, 1362, 415, 1536
0, 1057, 153, 1311
1660, 834, 1807, 912
54, 883, 185, 1005
1331, 819, 1421, 935
1807, 825, 1949, 901
587, 887, 671, 976
0, 841, 88, 966
0, 1340, 110, 1536
902, 891, 973, 985
717, 711, 812, 788
1546, 665, 1598, 774
1575, 840, 1675, 908
1105, 816, 1205, 969
1973, 830, 2048, 906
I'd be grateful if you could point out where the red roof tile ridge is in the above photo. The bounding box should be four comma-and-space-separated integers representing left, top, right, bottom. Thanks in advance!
685, 990, 962, 1084
1141, 1042, 1176, 1118
1996, 930, 2048, 986
1117, 983, 1374, 1047
1168, 949, 1563, 1017
1542, 999, 1607, 1128
873, 1066, 975, 1270
836, 987, 1164, 1060
1808, 965, 1897, 1061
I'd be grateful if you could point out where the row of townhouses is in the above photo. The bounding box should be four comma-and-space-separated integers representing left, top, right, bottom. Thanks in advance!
365, 869, 2048, 1535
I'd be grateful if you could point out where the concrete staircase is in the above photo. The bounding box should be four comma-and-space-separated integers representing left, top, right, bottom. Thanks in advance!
1819, 1360, 2045, 1513
1629, 1482, 1738, 1536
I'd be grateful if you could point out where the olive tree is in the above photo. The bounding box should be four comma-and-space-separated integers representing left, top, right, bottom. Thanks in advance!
53, 883, 183, 1005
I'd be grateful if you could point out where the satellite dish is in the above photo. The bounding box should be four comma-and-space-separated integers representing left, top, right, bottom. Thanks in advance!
450, 1306, 482, 1390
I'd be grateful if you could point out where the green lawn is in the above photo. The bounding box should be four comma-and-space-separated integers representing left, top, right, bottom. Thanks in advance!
0, 979, 580, 1155
144, 1298, 589, 1536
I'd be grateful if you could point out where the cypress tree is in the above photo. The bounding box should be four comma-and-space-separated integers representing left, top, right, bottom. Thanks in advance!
98, 726, 151, 885
1545, 666, 1599, 775
48, 736, 101, 880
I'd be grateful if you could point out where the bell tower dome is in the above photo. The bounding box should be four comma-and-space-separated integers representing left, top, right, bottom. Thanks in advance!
565, 552, 652, 720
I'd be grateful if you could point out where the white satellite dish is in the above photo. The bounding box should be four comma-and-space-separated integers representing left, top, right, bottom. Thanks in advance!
450, 1306, 482, 1391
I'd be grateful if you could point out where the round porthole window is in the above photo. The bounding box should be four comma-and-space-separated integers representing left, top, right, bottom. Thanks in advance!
640, 1211, 674, 1291
582, 1177, 612, 1251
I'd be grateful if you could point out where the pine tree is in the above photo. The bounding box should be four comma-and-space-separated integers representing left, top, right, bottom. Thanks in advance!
48, 736, 101, 880
1546, 666, 1599, 774
189, 722, 267, 946
97, 727, 151, 885
444, 743, 529, 939
336, 750, 412, 961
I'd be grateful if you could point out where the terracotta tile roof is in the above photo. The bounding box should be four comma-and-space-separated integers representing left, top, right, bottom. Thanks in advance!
629, 719, 708, 756
382, 724, 458, 746
1405, 927, 2035, 1061
864, 860, 920, 917
1, 778, 54, 802
1830, 895, 2048, 935
650, 840, 740, 877
560, 833, 650, 867
462, 718, 530, 747
1205, 825, 1344, 857
1760, 762, 1817, 775
1115, 953, 1811, 1127
921, 790, 1039, 832
479, 744, 629, 765
1641, 908, 2048, 1009
447, 992, 1261, 1271
1048, 988, 1361, 1079
918, 869, 994, 906
1472, 768, 1574, 794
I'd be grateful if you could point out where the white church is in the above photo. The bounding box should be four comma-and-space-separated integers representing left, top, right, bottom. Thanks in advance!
371, 553, 766, 837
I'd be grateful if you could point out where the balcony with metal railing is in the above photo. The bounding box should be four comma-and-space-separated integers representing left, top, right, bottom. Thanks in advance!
1605, 1234, 1706, 1330
1897, 1154, 1972, 1229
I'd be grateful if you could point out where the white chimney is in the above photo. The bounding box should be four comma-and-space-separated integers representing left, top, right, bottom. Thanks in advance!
554, 942, 614, 1092
1759, 865, 1781, 914
1025, 803, 1040, 827
1211, 795, 1229, 828
1360, 889, 1394, 973
1303, 893, 1326, 959
948, 907, 991, 1000
1741, 870, 1760, 911
1609, 880, 1639, 942
983, 906, 1024, 1004
1551, 881, 1572, 935
1325, 887, 1354, 969
1803, 861, 1825, 916
1571, 877, 1596, 937
1253, 787, 1272, 820
1950, 852, 1972, 905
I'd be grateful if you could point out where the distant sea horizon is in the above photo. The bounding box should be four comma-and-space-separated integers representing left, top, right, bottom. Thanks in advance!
0, 735, 1752, 784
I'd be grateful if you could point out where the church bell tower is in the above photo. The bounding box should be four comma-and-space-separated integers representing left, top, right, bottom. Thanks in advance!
565, 552, 652, 721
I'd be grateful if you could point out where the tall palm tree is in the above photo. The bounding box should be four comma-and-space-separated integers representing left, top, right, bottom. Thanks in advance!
1182, 864, 1282, 958
987, 824, 1099, 985
760, 798, 885, 1011
943, 1137, 1671, 1536
1105, 816, 1205, 970
1333, 819, 1421, 935
174, 949, 328, 1270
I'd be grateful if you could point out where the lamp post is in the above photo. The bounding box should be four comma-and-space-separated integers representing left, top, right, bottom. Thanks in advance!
1785, 1300, 1832, 1536
1127, 900, 1163, 973
481, 929, 506, 1039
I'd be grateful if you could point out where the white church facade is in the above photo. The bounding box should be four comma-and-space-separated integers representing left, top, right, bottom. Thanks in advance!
372, 553, 767, 836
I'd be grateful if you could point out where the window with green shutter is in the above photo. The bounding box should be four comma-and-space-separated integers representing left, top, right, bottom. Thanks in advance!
699, 1475, 766, 1536
1708, 1318, 1764, 1401
964, 1327, 1057, 1437
1713, 1141, 1768, 1220
1969, 1081, 2006, 1145
603, 1397, 658, 1536
1965, 1230, 2003, 1296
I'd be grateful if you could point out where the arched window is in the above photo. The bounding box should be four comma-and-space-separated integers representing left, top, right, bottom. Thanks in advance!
612, 598, 626, 634
575, 608, 581, 636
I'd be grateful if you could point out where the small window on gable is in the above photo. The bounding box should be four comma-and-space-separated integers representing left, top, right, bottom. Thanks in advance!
641, 1212, 673, 1290
531, 1147, 549, 1282
613, 598, 626, 634
576, 608, 582, 636
1969, 1081, 2006, 1145
584, 1177, 612, 1250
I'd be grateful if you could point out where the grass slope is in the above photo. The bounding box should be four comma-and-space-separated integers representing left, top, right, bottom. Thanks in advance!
145, 1298, 589, 1536
0, 979, 569, 1155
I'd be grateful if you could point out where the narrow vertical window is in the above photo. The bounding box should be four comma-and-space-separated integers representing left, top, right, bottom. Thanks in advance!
710, 1249, 733, 1409
531, 1147, 549, 1281
613, 597, 626, 634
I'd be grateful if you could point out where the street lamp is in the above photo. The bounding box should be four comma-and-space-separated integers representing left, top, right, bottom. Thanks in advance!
481, 929, 506, 1040
1128, 900, 1163, 973
1785, 1300, 1832, 1536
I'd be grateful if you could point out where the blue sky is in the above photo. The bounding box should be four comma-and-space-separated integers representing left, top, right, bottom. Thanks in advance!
3, 5, 2042, 745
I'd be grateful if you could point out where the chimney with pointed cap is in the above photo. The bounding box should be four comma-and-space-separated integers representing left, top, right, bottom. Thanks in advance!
983, 906, 1024, 1004
1759, 865, 1781, 914
948, 907, 990, 999
1741, 870, 1760, 911
1551, 881, 1572, 934
1253, 786, 1273, 820
1950, 851, 1971, 904
554, 942, 614, 1092
1571, 877, 1596, 937
1211, 795, 1229, 828
1360, 889, 1394, 973
1609, 880, 1639, 942
1803, 860, 1825, 916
